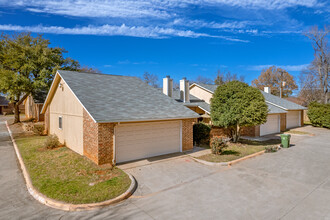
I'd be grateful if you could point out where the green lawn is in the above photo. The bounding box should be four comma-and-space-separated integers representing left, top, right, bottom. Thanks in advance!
285, 130, 311, 135
197, 139, 280, 163
15, 135, 131, 204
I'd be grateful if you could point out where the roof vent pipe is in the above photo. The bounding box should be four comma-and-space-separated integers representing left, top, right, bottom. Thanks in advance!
163, 75, 173, 97
264, 87, 270, 93
180, 77, 190, 103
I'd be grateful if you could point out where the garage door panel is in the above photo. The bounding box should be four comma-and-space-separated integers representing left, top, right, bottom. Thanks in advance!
116, 130, 179, 143
116, 136, 179, 146
260, 115, 280, 136
117, 127, 180, 138
287, 111, 300, 129
116, 121, 181, 163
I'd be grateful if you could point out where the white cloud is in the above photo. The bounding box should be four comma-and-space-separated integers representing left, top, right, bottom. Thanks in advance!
1, 0, 321, 19
199, 0, 320, 10
0, 24, 248, 41
248, 64, 309, 71
172, 19, 249, 29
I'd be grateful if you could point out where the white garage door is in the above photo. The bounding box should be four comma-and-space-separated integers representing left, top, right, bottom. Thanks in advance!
260, 114, 280, 136
115, 121, 181, 163
286, 111, 301, 129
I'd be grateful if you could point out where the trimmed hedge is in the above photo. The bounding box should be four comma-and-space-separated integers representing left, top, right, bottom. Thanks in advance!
307, 102, 330, 128
193, 122, 211, 146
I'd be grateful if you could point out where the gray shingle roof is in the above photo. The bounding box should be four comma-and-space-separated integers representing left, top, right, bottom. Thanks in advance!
261, 91, 306, 110
57, 70, 199, 123
267, 103, 287, 114
0, 95, 9, 106
170, 89, 210, 113
193, 83, 218, 93
192, 83, 306, 111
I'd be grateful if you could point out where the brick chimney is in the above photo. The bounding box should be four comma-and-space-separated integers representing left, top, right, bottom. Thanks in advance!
180, 77, 190, 103
163, 75, 173, 97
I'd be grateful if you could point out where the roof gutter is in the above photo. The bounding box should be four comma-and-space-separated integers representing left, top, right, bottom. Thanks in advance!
97, 116, 199, 124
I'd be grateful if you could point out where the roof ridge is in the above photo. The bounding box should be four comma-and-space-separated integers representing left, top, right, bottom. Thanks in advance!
58, 70, 138, 78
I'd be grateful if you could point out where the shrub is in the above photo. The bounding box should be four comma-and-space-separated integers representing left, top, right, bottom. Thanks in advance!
307, 102, 330, 128
193, 122, 211, 146
265, 146, 279, 153
210, 137, 227, 155
33, 123, 45, 135
44, 134, 60, 149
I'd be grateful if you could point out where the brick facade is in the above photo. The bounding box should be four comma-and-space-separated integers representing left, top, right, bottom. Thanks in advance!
182, 119, 196, 151
83, 113, 195, 165
211, 125, 260, 138
83, 110, 114, 165
241, 126, 260, 137
98, 123, 115, 165
300, 110, 304, 126
210, 126, 229, 138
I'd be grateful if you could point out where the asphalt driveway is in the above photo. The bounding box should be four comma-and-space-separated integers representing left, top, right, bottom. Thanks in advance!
0, 115, 330, 219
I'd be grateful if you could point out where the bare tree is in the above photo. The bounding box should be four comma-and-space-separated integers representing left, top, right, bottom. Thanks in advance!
142, 72, 159, 88
303, 26, 329, 103
298, 68, 322, 105
252, 66, 298, 97
79, 66, 102, 73
214, 69, 245, 85
194, 75, 213, 84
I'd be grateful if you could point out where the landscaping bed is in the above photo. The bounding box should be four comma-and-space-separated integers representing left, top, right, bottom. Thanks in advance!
12, 124, 131, 204
197, 139, 280, 163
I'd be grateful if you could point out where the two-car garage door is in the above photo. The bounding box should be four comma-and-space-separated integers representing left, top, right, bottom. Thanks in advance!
260, 114, 280, 136
115, 121, 181, 163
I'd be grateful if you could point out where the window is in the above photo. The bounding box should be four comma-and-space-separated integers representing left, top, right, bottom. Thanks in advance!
59, 116, 63, 129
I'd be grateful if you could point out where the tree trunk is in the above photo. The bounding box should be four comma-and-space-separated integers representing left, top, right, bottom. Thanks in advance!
232, 124, 241, 143
13, 93, 29, 123
14, 103, 20, 123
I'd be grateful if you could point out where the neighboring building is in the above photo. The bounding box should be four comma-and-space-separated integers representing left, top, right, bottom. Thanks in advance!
24, 94, 46, 121
41, 70, 199, 165
0, 95, 10, 115
0, 95, 25, 115
188, 83, 306, 136
162, 76, 211, 123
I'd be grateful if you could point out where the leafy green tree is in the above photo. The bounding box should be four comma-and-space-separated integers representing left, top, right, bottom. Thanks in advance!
307, 102, 330, 128
0, 33, 79, 123
211, 81, 268, 142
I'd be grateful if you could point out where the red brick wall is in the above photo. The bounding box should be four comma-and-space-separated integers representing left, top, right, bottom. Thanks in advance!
83, 110, 114, 165
83, 110, 99, 164
210, 126, 229, 138
241, 126, 260, 137
211, 125, 260, 138
98, 123, 114, 165
182, 119, 196, 151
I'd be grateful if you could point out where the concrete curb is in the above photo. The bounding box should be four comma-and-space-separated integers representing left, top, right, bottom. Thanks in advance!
5, 121, 137, 211
190, 150, 266, 166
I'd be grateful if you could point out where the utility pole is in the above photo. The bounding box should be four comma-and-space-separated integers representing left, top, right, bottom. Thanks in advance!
279, 70, 286, 98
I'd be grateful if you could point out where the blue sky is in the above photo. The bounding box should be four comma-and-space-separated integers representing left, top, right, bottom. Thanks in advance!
0, 1, 329, 92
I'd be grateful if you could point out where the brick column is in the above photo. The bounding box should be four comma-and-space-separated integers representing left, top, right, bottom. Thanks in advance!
83, 110, 114, 165
182, 119, 196, 151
